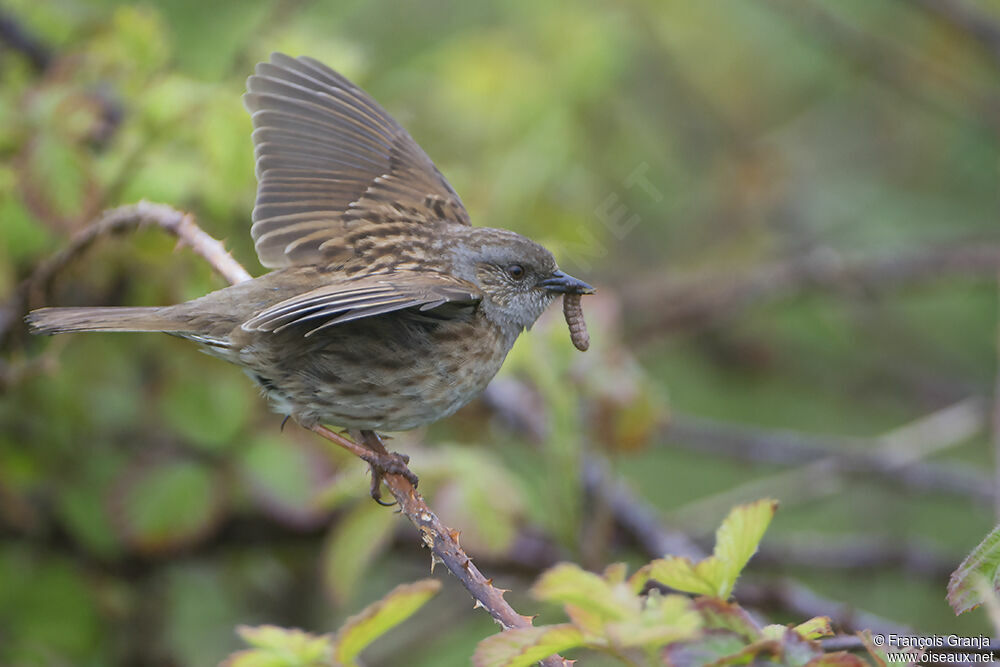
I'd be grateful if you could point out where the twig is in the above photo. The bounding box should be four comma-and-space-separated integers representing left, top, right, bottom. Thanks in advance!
667, 399, 986, 527
663, 408, 993, 506
626, 244, 1000, 338
753, 535, 955, 578
312, 426, 569, 667
25, 201, 251, 308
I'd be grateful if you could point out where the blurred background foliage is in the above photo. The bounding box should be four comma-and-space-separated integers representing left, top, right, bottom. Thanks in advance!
1, 0, 1000, 664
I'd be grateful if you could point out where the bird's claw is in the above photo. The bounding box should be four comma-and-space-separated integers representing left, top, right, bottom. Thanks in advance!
360, 450, 418, 505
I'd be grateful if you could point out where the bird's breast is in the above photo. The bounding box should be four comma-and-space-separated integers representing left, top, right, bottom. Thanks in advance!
238, 310, 518, 432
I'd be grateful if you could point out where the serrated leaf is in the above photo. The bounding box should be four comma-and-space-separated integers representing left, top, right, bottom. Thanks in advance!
948, 523, 1000, 614
222, 625, 331, 667
333, 579, 441, 666
793, 616, 833, 640
711, 498, 778, 598
321, 502, 399, 604
604, 592, 701, 648
643, 557, 718, 597
531, 563, 637, 621
472, 624, 585, 667
694, 597, 761, 642
237, 625, 330, 654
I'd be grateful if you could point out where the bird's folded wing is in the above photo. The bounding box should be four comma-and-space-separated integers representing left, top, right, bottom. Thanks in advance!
242, 272, 482, 336
244, 53, 471, 269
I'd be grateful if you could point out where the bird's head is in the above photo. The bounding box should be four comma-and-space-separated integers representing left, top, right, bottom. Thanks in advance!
450, 227, 593, 334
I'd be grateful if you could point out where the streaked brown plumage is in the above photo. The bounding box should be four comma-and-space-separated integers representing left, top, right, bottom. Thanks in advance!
26, 53, 593, 438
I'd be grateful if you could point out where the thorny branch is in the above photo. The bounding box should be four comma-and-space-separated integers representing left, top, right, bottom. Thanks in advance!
20, 203, 569, 667
311, 428, 564, 645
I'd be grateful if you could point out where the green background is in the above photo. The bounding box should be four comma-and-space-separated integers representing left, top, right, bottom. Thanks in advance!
2, 0, 999, 664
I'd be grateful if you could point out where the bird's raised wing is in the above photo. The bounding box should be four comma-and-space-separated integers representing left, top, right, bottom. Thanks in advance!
244, 52, 470, 269
241, 271, 481, 336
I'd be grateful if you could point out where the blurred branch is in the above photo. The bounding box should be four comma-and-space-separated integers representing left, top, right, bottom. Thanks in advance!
627, 243, 1000, 338
0, 9, 51, 71
909, 0, 1000, 68
753, 534, 955, 578
667, 399, 988, 525
664, 408, 993, 505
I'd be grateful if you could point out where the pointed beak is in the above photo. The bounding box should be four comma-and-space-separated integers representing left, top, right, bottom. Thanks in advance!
539, 270, 595, 295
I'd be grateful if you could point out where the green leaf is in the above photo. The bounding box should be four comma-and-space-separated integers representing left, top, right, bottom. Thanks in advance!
321, 502, 399, 604
948, 523, 1000, 614
222, 625, 331, 667
693, 597, 761, 642
711, 498, 778, 598
643, 499, 777, 599
531, 562, 637, 622
642, 557, 718, 598
333, 579, 442, 666
604, 592, 701, 648
472, 624, 585, 667
792, 616, 833, 640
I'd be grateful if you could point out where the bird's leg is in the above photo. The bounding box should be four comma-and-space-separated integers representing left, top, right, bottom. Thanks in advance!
352, 429, 419, 505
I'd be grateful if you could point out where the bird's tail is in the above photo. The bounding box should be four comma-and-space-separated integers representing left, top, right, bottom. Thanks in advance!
26, 306, 186, 335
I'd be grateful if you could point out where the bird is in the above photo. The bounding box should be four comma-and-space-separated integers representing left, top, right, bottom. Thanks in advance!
26, 52, 593, 500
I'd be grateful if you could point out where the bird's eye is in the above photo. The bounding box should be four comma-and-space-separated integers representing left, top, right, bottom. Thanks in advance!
506, 264, 525, 280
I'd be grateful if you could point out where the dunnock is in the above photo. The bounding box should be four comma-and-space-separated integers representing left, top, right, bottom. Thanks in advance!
27, 53, 593, 496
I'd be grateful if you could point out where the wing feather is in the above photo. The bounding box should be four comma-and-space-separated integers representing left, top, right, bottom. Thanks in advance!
242, 272, 481, 336
244, 53, 470, 269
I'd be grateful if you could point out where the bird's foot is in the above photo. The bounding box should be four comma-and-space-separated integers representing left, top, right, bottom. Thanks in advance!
359, 449, 419, 505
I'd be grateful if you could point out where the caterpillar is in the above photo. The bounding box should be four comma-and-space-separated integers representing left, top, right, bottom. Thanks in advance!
563, 293, 590, 352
